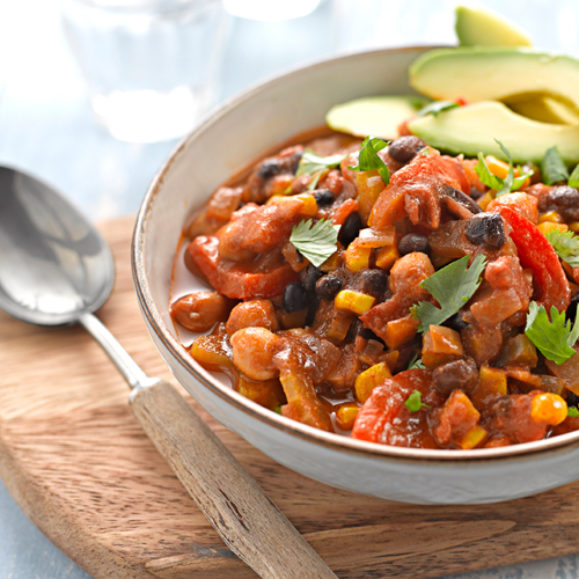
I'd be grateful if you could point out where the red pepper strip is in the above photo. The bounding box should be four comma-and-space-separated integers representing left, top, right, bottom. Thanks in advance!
493, 206, 570, 312
187, 236, 299, 300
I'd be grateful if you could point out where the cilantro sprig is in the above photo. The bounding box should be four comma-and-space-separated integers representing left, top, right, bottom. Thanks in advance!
416, 100, 461, 117
569, 407, 579, 417
524, 301, 579, 366
474, 139, 532, 196
296, 149, 346, 177
349, 136, 390, 185
545, 229, 579, 268
289, 218, 340, 268
412, 254, 487, 334
541, 146, 569, 185
404, 390, 430, 412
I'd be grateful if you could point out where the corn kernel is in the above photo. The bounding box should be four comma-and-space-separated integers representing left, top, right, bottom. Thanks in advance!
459, 425, 488, 449
479, 365, 507, 396
375, 245, 399, 271
538, 210, 564, 224
531, 392, 568, 426
354, 362, 391, 403
336, 404, 360, 430
334, 289, 375, 315
537, 221, 568, 235
344, 242, 372, 272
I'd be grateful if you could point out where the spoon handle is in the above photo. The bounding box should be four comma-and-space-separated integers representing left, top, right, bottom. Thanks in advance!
130, 379, 336, 579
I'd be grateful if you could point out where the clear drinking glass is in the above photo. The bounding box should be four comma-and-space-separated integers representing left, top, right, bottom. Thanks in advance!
61, 0, 225, 143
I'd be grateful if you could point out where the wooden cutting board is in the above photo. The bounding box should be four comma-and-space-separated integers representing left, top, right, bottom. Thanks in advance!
0, 216, 578, 579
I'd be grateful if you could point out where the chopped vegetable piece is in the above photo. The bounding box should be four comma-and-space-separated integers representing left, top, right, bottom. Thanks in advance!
412, 254, 487, 333
289, 218, 340, 268
422, 325, 464, 368
524, 301, 579, 366
494, 206, 571, 312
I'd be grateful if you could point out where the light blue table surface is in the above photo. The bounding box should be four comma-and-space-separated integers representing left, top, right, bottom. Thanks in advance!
0, 0, 578, 577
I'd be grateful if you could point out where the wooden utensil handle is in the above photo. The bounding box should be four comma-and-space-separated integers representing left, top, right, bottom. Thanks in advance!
130, 379, 336, 579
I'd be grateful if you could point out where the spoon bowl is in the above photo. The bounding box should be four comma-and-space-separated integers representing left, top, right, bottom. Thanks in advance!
0, 164, 335, 578
0, 166, 113, 326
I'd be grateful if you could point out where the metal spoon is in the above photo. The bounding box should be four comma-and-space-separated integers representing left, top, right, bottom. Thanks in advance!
0, 165, 336, 579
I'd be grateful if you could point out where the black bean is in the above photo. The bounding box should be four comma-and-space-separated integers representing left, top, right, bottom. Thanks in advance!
313, 189, 335, 206
566, 292, 579, 322
282, 282, 308, 312
465, 213, 506, 249
445, 312, 469, 332
338, 211, 362, 247
357, 269, 388, 297
398, 232, 430, 255
469, 186, 485, 200
301, 266, 324, 293
432, 358, 478, 395
387, 136, 426, 164
567, 392, 579, 407
290, 151, 303, 174
442, 185, 482, 214
257, 159, 283, 180
358, 326, 385, 343
315, 275, 343, 300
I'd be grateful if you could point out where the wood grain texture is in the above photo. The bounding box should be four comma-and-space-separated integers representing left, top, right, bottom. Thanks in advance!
0, 216, 578, 578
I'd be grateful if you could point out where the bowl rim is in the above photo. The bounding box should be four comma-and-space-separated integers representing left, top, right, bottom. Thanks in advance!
132, 44, 579, 466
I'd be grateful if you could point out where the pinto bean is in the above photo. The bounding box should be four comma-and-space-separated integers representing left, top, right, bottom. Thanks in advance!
387, 136, 426, 164
432, 358, 478, 395
171, 291, 232, 332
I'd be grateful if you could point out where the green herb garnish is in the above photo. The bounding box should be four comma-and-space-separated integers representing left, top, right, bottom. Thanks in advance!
348, 136, 390, 185
541, 146, 569, 185
545, 229, 579, 268
412, 254, 487, 333
408, 354, 426, 370
296, 149, 346, 177
568, 163, 579, 188
289, 218, 340, 268
568, 407, 579, 417
524, 301, 579, 366
404, 390, 430, 412
416, 100, 460, 117
474, 139, 532, 196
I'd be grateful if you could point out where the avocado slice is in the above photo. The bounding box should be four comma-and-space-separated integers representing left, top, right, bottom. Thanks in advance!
409, 47, 579, 118
455, 5, 532, 47
407, 100, 579, 164
509, 96, 579, 125
326, 96, 429, 139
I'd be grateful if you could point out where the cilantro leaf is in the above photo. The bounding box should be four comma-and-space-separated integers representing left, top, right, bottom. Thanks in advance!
416, 100, 460, 117
412, 254, 487, 333
524, 301, 579, 365
541, 146, 569, 185
545, 229, 579, 268
296, 149, 346, 177
290, 218, 340, 268
568, 407, 579, 417
474, 140, 532, 196
408, 354, 426, 370
348, 136, 390, 185
404, 390, 430, 412
569, 163, 579, 188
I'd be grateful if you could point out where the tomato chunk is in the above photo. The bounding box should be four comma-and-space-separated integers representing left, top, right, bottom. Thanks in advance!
493, 206, 570, 312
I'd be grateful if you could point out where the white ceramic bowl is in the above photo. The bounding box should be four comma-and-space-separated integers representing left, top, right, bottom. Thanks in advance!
132, 46, 579, 504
